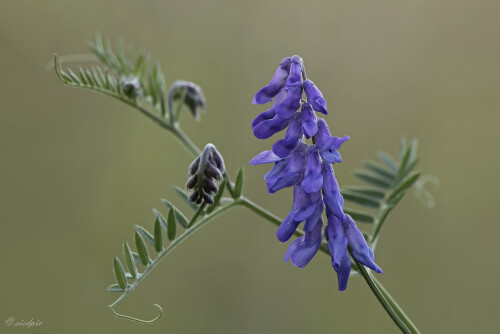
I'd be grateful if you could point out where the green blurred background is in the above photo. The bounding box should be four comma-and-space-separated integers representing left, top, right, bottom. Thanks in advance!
1, 0, 499, 333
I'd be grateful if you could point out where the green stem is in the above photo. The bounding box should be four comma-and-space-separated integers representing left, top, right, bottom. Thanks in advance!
372, 276, 420, 333
109, 201, 237, 309
353, 255, 414, 333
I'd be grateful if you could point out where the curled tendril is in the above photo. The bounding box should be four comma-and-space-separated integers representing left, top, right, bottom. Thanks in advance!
110, 304, 163, 324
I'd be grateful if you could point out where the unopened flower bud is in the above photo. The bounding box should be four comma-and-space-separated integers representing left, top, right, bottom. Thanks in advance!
186, 143, 225, 205
168, 80, 206, 121
120, 76, 141, 99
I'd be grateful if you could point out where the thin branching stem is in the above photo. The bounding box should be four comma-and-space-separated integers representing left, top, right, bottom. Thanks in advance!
109, 200, 238, 309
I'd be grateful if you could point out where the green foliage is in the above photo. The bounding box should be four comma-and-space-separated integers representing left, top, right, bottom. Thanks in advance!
233, 167, 244, 198
55, 34, 169, 117
341, 138, 436, 248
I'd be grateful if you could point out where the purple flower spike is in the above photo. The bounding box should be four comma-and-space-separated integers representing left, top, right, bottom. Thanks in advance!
284, 219, 323, 269
272, 112, 303, 158
291, 184, 322, 221
249, 150, 281, 165
316, 119, 349, 164
265, 144, 307, 193
253, 57, 291, 105
276, 211, 301, 242
342, 214, 383, 274
302, 145, 323, 193
301, 102, 318, 138
304, 79, 327, 115
321, 161, 345, 221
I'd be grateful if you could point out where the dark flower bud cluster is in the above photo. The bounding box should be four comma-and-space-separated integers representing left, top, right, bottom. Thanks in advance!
186, 143, 225, 205
168, 80, 206, 121
250, 56, 381, 290
120, 76, 142, 99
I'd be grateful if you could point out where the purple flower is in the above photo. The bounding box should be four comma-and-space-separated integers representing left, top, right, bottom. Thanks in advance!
303, 79, 327, 115
321, 161, 345, 221
325, 211, 350, 291
253, 57, 291, 105
274, 56, 303, 120
272, 112, 303, 158
316, 119, 349, 164
342, 214, 383, 273
252, 91, 291, 139
251, 143, 307, 193
301, 102, 318, 138
284, 218, 323, 269
290, 184, 322, 221
302, 145, 323, 193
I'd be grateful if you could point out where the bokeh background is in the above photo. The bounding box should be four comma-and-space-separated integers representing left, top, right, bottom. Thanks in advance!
1, 0, 499, 333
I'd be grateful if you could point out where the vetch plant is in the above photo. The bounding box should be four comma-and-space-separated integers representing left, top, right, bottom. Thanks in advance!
55, 35, 436, 333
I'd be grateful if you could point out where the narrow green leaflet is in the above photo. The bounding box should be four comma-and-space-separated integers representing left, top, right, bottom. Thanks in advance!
340, 189, 381, 208
377, 151, 399, 173
113, 257, 128, 290
107, 284, 124, 292
123, 241, 138, 279
154, 218, 163, 252
135, 232, 150, 265
167, 209, 176, 241
233, 167, 244, 198
363, 161, 396, 181
354, 170, 393, 189
343, 208, 375, 223
397, 146, 412, 181
153, 209, 168, 231
135, 225, 155, 248
160, 199, 189, 228
341, 186, 386, 199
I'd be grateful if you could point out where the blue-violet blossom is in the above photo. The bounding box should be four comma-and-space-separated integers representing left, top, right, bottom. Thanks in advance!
249, 56, 382, 291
